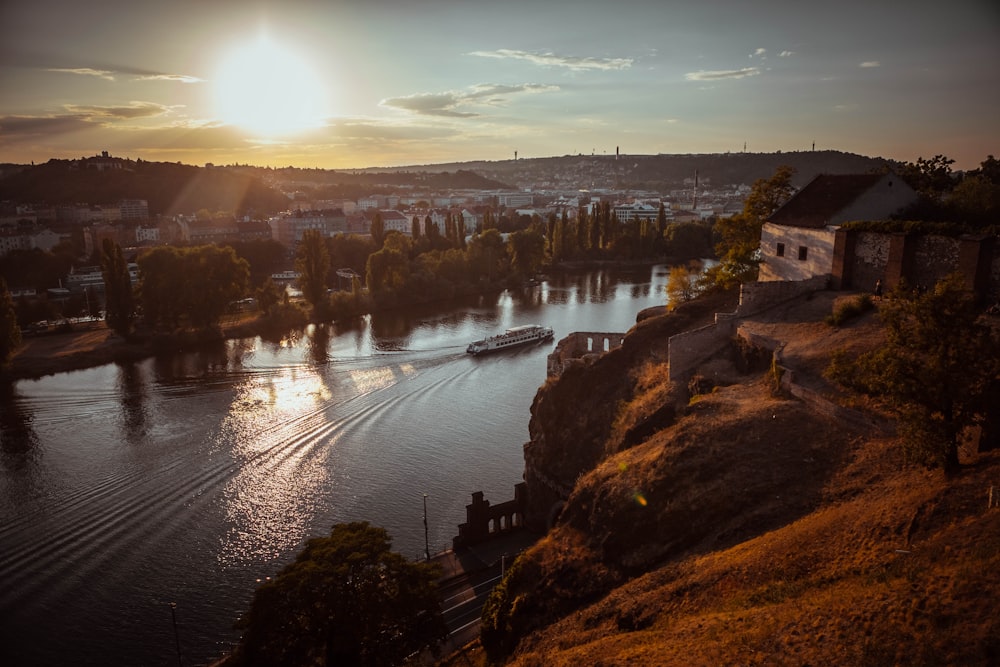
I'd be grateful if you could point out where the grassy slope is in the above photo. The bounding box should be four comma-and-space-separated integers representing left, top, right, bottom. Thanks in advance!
465, 296, 1000, 667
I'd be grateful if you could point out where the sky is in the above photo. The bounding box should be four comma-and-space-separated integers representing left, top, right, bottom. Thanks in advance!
1, 0, 998, 171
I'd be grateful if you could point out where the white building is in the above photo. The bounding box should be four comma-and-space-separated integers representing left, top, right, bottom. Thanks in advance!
498, 192, 534, 208
758, 173, 918, 283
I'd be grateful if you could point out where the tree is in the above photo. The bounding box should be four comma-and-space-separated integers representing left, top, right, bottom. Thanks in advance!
369, 212, 386, 248
508, 228, 546, 279
232, 522, 447, 667
99, 238, 135, 336
826, 274, 1000, 473
0, 277, 21, 368
185, 245, 250, 328
708, 165, 795, 288
255, 276, 282, 315
665, 265, 698, 309
899, 154, 956, 196
296, 229, 331, 317
137, 245, 248, 330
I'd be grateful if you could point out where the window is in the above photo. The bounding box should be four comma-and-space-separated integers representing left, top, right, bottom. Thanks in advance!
798, 246, 808, 261
776, 242, 785, 257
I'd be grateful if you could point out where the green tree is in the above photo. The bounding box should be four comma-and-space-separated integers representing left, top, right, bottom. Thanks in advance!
826, 274, 1000, 473
899, 154, 956, 196
411, 215, 422, 239
99, 238, 135, 336
296, 229, 331, 317
508, 228, 546, 279
369, 212, 386, 248
255, 276, 282, 315
232, 522, 447, 667
137, 245, 248, 330
708, 165, 795, 288
467, 229, 507, 283
0, 277, 21, 368
365, 242, 409, 297
665, 265, 698, 309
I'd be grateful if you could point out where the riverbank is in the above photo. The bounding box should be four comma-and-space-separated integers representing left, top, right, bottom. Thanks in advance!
3, 315, 267, 382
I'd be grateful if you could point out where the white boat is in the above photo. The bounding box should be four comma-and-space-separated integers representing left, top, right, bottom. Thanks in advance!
466, 324, 554, 356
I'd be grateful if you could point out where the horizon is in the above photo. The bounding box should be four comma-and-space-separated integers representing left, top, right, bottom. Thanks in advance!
2, 1, 998, 171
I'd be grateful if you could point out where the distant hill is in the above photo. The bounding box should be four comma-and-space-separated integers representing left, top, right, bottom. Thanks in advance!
0, 160, 514, 214
0, 159, 291, 216
378, 150, 894, 191
0, 151, 896, 215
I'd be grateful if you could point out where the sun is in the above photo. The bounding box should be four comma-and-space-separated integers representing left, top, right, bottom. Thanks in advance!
213, 36, 329, 137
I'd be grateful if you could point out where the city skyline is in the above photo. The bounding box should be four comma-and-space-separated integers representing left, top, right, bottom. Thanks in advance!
1, 0, 998, 171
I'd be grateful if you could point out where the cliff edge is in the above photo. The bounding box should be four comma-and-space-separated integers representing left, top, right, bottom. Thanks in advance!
474, 290, 1000, 666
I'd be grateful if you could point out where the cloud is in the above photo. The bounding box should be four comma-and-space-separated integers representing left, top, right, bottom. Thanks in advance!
779, 50, 795, 57
751, 48, 767, 58
45, 65, 202, 84
47, 67, 116, 81
63, 101, 173, 121
0, 114, 94, 138
469, 49, 633, 71
0, 102, 178, 146
381, 83, 558, 117
136, 74, 204, 84
859, 61, 881, 68
685, 67, 761, 81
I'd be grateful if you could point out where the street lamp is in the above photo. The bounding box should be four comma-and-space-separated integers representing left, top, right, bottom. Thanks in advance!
169, 602, 182, 667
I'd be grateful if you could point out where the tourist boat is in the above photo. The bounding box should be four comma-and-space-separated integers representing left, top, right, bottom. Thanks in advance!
466, 324, 554, 356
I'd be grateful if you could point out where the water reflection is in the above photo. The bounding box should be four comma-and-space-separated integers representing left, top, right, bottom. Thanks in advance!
217, 364, 335, 566
0, 382, 40, 473
306, 324, 331, 365
116, 362, 148, 445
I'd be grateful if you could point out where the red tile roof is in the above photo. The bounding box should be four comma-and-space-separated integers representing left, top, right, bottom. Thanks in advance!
768, 173, 885, 229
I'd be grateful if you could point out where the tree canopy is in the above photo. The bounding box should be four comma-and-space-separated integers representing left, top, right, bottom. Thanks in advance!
706, 165, 796, 288
137, 245, 248, 330
826, 274, 1000, 473
0, 277, 21, 368
295, 229, 332, 318
232, 521, 447, 667
99, 238, 135, 337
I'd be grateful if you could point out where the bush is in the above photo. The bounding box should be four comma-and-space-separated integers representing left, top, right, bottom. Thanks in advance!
825, 293, 874, 327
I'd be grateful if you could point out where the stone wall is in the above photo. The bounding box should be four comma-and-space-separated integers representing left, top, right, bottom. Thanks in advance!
834, 230, 998, 297
547, 331, 626, 377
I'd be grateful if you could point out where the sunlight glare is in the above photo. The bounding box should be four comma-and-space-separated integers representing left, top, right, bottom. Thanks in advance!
213, 35, 329, 137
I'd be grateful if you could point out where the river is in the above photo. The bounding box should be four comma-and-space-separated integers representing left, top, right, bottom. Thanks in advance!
0, 265, 672, 666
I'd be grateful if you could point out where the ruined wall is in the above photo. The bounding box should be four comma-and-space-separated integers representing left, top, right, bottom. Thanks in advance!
453, 483, 528, 550
547, 331, 625, 377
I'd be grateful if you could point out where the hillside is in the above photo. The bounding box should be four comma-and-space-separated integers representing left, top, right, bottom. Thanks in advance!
382, 150, 893, 191
469, 292, 1000, 666
0, 158, 293, 215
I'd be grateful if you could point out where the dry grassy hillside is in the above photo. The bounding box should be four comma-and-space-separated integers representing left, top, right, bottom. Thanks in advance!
463, 292, 1000, 666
